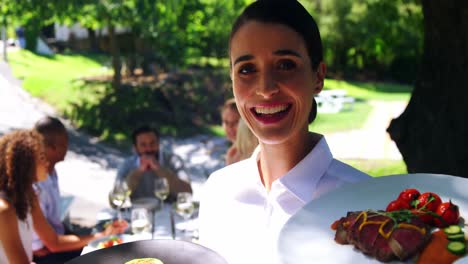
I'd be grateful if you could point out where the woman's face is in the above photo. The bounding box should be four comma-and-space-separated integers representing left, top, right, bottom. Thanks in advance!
222, 108, 240, 143
230, 21, 325, 145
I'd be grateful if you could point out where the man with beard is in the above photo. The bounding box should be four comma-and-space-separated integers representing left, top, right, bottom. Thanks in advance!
115, 125, 192, 202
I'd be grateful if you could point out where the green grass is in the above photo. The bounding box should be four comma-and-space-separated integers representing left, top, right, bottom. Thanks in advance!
8, 50, 110, 112
309, 102, 373, 134
207, 125, 226, 137
325, 79, 412, 101
342, 159, 408, 177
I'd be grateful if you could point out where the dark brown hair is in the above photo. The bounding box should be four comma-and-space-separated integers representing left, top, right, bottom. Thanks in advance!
131, 125, 160, 146
0, 130, 44, 220
229, 0, 323, 124
34, 116, 67, 146
229, 0, 323, 71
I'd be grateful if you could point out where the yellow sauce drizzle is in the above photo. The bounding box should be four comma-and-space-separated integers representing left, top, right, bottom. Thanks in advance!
355, 211, 425, 240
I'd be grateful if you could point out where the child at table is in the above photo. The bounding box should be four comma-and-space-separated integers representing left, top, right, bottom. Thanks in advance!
0, 129, 128, 264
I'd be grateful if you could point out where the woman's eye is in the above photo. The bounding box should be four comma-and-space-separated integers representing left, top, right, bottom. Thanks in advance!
277, 60, 296, 71
238, 63, 256, 75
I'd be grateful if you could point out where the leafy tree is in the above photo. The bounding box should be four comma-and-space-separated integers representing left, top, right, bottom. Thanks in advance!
388, 0, 468, 176
317, 0, 423, 82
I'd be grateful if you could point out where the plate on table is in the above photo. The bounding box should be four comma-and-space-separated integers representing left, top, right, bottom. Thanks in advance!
67, 239, 228, 264
88, 234, 137, 250
277, 173, 468, 264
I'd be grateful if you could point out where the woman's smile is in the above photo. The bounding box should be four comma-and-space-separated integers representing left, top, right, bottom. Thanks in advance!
251, 103, 292, 124
231, 21, 321, 144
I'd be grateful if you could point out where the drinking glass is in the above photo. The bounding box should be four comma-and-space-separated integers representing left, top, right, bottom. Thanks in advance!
175, 192, 195, 234
109, 180, 131, 220
154, 177, 170, 210
131, 208, 152, 238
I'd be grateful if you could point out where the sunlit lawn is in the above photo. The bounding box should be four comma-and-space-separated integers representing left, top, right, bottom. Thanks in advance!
8, 50, 110, 112
343, 159, 408, 177
325, 79, 412, 102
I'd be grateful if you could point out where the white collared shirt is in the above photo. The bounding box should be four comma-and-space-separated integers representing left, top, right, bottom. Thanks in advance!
198, 136, 370, 264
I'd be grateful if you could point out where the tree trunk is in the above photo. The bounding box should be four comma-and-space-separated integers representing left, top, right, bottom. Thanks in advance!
87, 28, 100, 53
108, 24, 121, 90
2, 25, 7, 62
25, 19, 40, 52
387, 0, 468, 177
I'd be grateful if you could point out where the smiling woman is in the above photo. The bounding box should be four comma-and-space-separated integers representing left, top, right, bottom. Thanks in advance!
198, 1, 371, 264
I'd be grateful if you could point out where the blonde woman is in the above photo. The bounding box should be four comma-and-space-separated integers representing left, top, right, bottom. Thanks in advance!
226, 119, 258, 165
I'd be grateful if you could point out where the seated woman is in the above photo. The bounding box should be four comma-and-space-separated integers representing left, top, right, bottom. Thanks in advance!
220, 98, 241, 164
0, 129, 127, 263
226, 118, 258, 165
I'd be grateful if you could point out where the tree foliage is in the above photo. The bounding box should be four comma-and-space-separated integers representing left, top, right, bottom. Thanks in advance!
315, 0, 423, 83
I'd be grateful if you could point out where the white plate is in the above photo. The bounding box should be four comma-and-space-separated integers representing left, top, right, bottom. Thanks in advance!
278, 173, 468, 264
88, 234, 138, 249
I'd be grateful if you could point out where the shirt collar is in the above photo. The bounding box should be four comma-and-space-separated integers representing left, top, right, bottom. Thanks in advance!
278, 136, 333, 203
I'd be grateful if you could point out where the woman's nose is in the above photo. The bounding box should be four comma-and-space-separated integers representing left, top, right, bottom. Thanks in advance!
255, 71, 279, 98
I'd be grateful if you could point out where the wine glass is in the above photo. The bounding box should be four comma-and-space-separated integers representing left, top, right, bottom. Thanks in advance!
109, 180, 131, 220
131, 208, 152, 238
175, 192, 195, 234
154, 177, 170, 210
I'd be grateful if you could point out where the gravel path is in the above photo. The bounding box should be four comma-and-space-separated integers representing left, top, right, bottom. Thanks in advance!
326, 101, 406, 160
0, 60, 406, 226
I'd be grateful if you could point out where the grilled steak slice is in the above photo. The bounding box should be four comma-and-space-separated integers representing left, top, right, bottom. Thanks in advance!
356, 213, 390, 255
388, 217, 431, 261
334, 211, 360, 245
333, 210, 431, 262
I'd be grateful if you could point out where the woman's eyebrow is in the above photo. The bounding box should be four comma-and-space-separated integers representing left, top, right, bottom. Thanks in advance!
233, 54, 254, 66
233, 49, 302, 66
273, 49, 302, 58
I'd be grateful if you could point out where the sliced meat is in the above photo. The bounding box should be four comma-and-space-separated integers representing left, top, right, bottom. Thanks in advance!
332, 210, 431, 262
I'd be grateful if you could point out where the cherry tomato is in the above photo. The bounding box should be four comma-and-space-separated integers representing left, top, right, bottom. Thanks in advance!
397, 188, 420, 207
434, 200, 460, 227
386, 200, 411, 212
103, 240, 114, 248
415, 192, 442, 212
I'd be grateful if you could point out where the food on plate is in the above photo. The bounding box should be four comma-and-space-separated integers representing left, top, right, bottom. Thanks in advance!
332, 189, 466, 262
416, 228, 466, 264
125, 258, 164, 264
97, 236, 123, 248
434, 201, 460, 227
385, 189, 460, 228
332, 210, 431, 262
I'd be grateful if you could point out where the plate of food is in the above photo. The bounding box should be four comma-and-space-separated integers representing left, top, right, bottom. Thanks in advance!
66, 239, 228, 264
277, 173, 468, 264
88, 234, 137, 250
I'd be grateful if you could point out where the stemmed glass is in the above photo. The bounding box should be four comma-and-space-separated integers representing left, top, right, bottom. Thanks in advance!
108, 180, 131, 221
131, 208, 152, 238
154, 177, 170, 210
175, 192, 195, 234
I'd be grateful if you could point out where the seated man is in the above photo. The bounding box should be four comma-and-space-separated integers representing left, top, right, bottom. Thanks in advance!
116, 125, 192, 202
32, 116, 82, 263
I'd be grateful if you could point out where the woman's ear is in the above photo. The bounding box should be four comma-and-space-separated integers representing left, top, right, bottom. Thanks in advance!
314, 62, 327, 94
